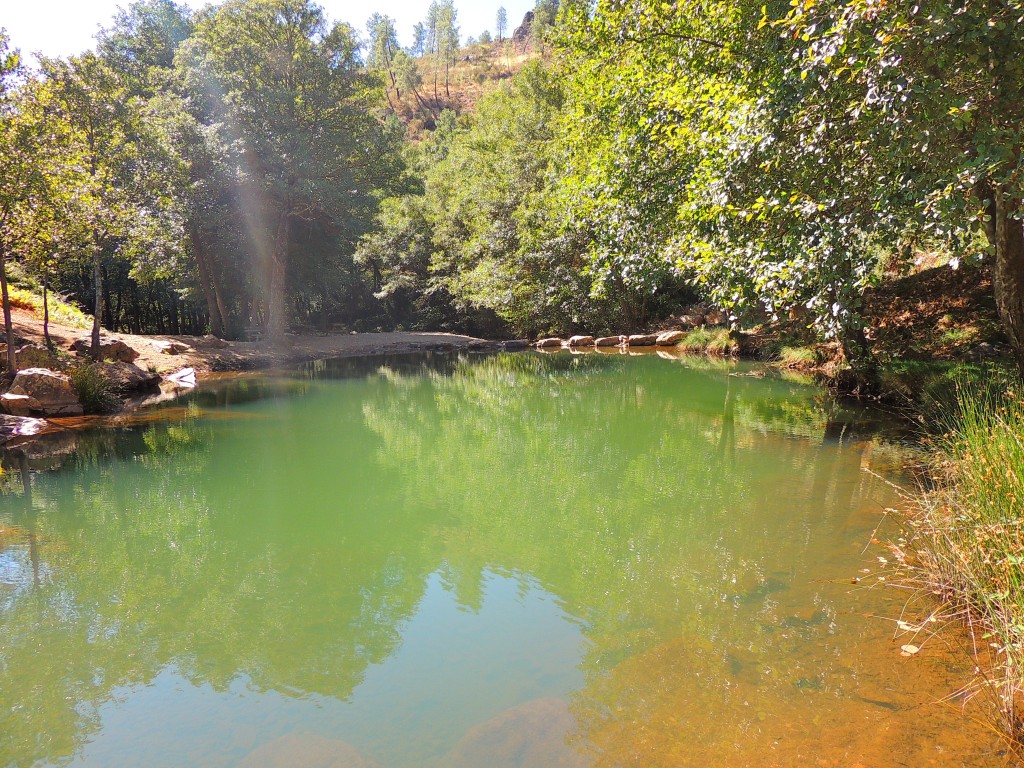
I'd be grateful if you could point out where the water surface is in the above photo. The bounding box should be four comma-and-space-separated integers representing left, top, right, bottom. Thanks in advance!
0, 352, 1005, 766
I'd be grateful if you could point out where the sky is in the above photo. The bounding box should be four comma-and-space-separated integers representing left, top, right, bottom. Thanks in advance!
1, 0, 536, 60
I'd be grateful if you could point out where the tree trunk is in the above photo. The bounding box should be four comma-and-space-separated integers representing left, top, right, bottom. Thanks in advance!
42, 267, 51, 349
983, 184, 1024, 372
193, 230, 225, 338
91, 245, 103, 359
0, 248, 16, 374
266, 213, 291, 341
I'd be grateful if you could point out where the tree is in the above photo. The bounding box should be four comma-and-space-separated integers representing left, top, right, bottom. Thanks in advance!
496, 7, 507, 42
179, 0, 399, 339
411, 22, 427, 57
0, 31, 28, 372
366, 13, 400, 106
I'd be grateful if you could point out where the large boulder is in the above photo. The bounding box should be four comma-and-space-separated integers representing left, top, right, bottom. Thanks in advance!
627, 334, 658, 347
656, 330, 687, 346
595, 336, 625, 347
90, 361, 161, 395
8, 368, 83, 416
565, 335, 595, 347
4, 344, 62, 370
69, 337, 140, 363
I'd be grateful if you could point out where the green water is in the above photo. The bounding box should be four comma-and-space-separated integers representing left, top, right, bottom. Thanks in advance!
0, 352, 1005, 767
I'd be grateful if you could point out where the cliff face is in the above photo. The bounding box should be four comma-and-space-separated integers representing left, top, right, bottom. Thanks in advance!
512, 11, 534, 45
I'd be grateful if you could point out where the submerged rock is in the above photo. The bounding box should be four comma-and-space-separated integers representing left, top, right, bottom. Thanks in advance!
8, 368, 83, 416
238, 733, 381, 768
444, 697, 586, 768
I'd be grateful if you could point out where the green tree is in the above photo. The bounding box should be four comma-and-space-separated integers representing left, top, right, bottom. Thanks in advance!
179, 0, 397, 339
496, 6, 508, 42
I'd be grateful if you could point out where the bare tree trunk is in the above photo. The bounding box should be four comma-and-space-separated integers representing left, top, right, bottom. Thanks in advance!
980, 182, 1024, 372
0, 248, 16, 374
266, 213, 291, 341
91, 243, 103, 359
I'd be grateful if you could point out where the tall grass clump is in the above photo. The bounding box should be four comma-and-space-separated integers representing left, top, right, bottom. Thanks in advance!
68, 364, 118, 414
912, 382, 1024, 743
678, 327, 734, 356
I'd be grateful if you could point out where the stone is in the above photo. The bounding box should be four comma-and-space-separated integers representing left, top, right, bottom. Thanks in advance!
627, 334, 658, 347
565, 335, 595, 347
705, 309, 729, 326
0, 414, 47, 443
200, 334, 230, 349
536, 337, 563, 348
168, 368, 197, 387
656, 330, 687, 346
69, 337, 140, 363
680, 314, 705, 328
499, 339, 531, 350
14, 344, 61, 370
444, 698, 586, 768
90, 362, 162, 394
0, 393, 42, 417
595, 336, 625, 347
151, 339, 191, 355
238, 733, 381, 768
8, 368, 83, 416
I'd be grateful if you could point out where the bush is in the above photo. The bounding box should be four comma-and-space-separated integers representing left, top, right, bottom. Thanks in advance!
68, 364, 118, 414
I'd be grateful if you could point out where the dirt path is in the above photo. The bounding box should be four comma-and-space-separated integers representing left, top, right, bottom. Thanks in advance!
4, 308, 493, 376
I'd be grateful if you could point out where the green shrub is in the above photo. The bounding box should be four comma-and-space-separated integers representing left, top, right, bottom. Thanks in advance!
677, 327, 734, 356
68, 364, 118, 414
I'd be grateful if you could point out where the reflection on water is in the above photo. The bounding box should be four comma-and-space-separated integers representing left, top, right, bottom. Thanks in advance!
0, 352, 1006, 767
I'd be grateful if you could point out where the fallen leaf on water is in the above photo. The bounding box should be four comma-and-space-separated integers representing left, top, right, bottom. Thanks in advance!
900, 644, 920, 657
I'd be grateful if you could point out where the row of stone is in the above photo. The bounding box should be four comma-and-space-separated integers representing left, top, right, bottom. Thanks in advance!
536, 330, 689, 350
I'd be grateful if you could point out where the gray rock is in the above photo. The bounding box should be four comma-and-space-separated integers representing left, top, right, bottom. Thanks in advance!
8, 368, 83, 416
627, 334, 658, 347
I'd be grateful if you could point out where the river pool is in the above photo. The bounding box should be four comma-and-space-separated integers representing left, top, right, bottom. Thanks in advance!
0, 351, 1006, 766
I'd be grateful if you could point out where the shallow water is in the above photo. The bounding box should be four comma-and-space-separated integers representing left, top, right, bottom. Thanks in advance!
0, 352, 1006, 767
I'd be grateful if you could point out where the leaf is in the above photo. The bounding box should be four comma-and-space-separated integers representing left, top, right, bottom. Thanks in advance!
900, 644, 920, 656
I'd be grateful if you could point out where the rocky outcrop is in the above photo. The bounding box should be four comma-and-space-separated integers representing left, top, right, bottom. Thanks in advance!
513, 11, 534, 45
595, 336, 625, 347
8, 368, 83, 416
628, 334, 658, 347
70, 337, 140, 363
566, 335, 595, 347
656, 330, 686, 346
91, 362, 162, 395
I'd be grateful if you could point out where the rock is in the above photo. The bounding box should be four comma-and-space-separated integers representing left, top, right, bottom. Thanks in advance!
90, 362, 161, 394
151, 339, 191, 355
444, 698, 586, 768
656, 330, 687, 346
499, 339, 531, 350
168, 368, 197, 387
200, 334, 229, 349
680, 314, 705, 328
512, 10, 534, 45
13, 344, 61, 370
69, 337, 140, 363
0, 393, 42, 417
595, 336, 625, 347
627, 334, 658, 347
565, 335, 595, 347
238, 733, 381, 768
0, 414, 48, 443
8, 368, 83, 417
536, 338, 563, 348
705, 309, 729, 326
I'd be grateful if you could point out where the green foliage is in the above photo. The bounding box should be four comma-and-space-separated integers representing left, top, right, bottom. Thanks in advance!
68, 363, 119, 413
